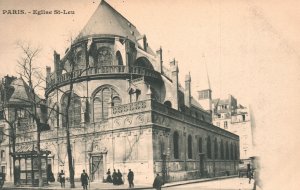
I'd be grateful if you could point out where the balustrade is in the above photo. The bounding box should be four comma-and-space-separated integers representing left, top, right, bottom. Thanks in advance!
46, 66, 161, 90
112, 100, 149, 116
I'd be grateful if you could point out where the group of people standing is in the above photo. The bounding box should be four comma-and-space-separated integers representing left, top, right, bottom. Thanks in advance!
106, 168, 134, 188
58, 168, 164, 190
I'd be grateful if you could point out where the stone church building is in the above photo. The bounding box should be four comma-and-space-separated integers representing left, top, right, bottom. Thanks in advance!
0, 0, 239, 185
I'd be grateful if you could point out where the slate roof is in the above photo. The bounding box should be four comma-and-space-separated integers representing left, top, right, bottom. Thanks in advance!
212, 98, 229, 106
8, 77, 41, 104
75, 0, 142, 43
0, 76, 42, 105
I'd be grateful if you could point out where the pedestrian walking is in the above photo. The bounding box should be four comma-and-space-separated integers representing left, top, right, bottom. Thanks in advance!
249, 169, 253, 184
127, 169, 134, 188
106, 168, 112, 183
117, 169, 123, 185
153, 173, 164, 190
80, 170, 89, 190
58, 170, 65, 188
112, 169, 118, 185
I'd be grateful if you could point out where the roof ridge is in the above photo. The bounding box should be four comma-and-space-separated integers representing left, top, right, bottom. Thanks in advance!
75, 0, 140, 42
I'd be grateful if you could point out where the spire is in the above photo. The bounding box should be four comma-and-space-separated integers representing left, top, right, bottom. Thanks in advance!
204, 55, 211, 90
197, 54, 211, 91
75, 0, 142, 42
197, 54, 212, 112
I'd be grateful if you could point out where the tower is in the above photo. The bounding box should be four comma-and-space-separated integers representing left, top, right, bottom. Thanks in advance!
197, 56, 212, 112
198, 89, 212, 112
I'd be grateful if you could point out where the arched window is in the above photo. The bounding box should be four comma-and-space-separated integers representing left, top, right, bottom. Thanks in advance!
97, 47, 113, 66
214, 138, 218, 159
116, 51, 123, 65
160, 140, 165, 159
164, 101, 172, 108
61, 93, 81, 128
198, 137, 203, 153
173, 131, 179, 159
207, 136, 211, 159
220, 140, 224, 159
75, 50, 84, 64
112, 96, 121, 107
93, 86, 121, 122
226, 141, 229, 160
188, 135, 192, 159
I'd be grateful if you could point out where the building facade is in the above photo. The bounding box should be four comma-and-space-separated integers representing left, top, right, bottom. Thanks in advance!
212, 95, 254, 159
0, 76, 49, 184
1, 0, 239, 185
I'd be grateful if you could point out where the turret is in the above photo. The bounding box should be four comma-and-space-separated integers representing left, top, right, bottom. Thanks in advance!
184, 73, 191, 108
156, 47, 163, 73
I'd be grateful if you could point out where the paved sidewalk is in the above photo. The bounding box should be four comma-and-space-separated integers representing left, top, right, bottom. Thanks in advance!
2, 175, 246, 190
2, 181, 151, 190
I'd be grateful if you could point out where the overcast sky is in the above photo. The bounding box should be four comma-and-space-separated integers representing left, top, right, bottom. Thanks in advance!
0, 0, 299, 189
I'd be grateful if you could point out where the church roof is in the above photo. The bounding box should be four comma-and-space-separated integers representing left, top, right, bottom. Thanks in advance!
3, 77, 41, 105
75, 0, 142, 42
191, 97, 203, 109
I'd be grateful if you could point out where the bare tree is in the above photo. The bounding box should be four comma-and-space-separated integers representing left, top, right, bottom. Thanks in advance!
15, 41, 45, 187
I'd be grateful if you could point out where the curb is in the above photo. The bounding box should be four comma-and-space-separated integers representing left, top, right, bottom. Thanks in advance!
2, 175, 238, 190
162, 175, 238, 188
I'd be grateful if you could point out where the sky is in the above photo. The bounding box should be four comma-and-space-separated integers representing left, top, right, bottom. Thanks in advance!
0, 0, 300, 189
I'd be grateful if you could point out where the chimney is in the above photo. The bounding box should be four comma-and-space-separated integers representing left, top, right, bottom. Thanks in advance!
53, 51, 60, 75
170, 59, 179, 110
156, 47, 163, 73
184, 73, 191, 107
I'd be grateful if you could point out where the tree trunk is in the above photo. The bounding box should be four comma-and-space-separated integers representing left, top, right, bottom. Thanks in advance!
66, 129, 75, 188
11, 126, 16, 185
37, 120, 43, 187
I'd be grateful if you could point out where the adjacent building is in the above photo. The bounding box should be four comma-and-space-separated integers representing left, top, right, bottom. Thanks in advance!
212, 95, 254, 159
0, 0, 240, 185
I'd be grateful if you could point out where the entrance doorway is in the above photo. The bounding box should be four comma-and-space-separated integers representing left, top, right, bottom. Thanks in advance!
89, 154, 104, 182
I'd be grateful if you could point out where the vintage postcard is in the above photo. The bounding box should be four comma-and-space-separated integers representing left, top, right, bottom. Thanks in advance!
0, 0, 299, 190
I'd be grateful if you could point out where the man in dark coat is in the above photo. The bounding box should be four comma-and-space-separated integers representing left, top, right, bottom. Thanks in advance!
58, 170, 65, 188
127, 169, 134, 188
112, 169, 118, 185
153, 173, 164, 190
80, 170, 89, 190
